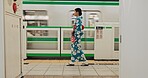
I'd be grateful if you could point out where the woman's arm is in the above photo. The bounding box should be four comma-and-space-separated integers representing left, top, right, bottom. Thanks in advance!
75, 17, 82, 31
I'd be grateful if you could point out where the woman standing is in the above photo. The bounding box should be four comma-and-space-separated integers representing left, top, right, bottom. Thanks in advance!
67, 8, 89, 66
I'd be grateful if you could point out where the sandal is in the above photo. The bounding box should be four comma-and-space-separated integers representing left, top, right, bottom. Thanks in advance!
66, 63, 75, 66
81, 63, 89, 66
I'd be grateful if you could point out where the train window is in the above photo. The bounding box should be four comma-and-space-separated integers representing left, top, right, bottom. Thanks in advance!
88, 13, 99, 27
23, 10, 48, 26
27, 30, 58, 50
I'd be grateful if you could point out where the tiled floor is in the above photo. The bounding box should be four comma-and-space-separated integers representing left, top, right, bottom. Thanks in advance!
23, 60, 119, 78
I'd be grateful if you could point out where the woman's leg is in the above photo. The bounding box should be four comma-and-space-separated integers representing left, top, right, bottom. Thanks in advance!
67, 43, 75, 66
67, 42, 77, 66
70, 43, 77, 63
75, 33, 88, 65
68, 31, 88, 66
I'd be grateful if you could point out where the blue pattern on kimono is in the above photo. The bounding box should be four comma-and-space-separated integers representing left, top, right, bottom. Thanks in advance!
71, 16, 87, 62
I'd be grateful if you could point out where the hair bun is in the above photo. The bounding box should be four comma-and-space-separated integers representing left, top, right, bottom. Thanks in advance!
75, 8, 82, 16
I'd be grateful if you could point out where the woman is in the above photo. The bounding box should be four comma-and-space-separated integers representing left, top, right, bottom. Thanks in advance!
67, 8, 89, 66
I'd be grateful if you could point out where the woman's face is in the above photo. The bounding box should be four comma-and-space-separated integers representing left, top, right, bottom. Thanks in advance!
73, 10, 79, 16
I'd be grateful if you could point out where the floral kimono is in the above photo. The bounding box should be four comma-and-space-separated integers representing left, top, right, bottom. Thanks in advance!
71, 16, 87, 62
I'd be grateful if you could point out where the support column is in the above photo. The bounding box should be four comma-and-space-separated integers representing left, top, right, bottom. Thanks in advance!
0, 0, 5, 78
120, 0, 148, 78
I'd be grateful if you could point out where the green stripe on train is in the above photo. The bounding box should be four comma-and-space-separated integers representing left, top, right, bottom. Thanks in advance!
61, 54, 94, 57
64, 38, 94, 41
23, 1, 119, 6
27, 37, 119, 42
27, 38, 94, 41
27, 38, 58, 41
106, 27, 112, 29
63, 41, 94, 44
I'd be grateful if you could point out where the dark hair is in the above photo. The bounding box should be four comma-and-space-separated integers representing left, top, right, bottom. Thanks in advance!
75, 8, 82, 16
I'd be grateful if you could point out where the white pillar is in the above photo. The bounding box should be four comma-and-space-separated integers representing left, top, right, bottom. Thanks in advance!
0, 0, 5, 78
120, 0, 148, 78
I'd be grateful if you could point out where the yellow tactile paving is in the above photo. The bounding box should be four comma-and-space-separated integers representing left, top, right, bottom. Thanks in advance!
51, 60, 60, 63
24, 60, 33, 63
24, 60, 119, 65
59, 60, 69, 63
41, 60, 52, 63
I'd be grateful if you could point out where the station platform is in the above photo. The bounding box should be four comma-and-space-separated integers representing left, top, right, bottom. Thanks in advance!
23, 60, 119, 78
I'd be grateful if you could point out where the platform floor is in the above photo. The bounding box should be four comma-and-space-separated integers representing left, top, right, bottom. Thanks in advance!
23, 60, 119, 78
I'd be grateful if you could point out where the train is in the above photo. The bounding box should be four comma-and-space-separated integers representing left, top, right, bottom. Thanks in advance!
21, 1, 120, 60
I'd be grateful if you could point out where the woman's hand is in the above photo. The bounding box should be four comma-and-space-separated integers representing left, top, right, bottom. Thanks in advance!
71, 36, 75, 43
82, 25, 84, 30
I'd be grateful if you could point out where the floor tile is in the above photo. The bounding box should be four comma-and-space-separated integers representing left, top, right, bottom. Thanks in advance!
23, 67, 33, 71
79, 68, 94, 71
27, 71, 46, 75
96, 70, 116, 76
25, 65, 36, 68
54, 76, 63, 78
95, 65, 110, 70
64, 66, 79, 71
49, 65, 64, 68
23, 71, 30, 75
24, 75, 34, 78
79, 66, 93, 68
101, 76, 118, 78
73, 76, 83, 78
28, 63, 39, 66
33, 75, 44, 78
44, 76, 54, 78
79, 66, 94, 71
112, 70, 119, 76
32, 67, 48, 71
48, 66, 63, 71
82, 76, 99, 78
45, 71, 63, 75
34, 65, 49, 68
80, 70, 98, 76
63, 76, 73, 78
63, 70, 80, 76
106, 65, 119, 71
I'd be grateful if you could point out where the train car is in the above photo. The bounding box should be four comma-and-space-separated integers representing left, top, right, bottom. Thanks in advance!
22, 0, 119, 60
